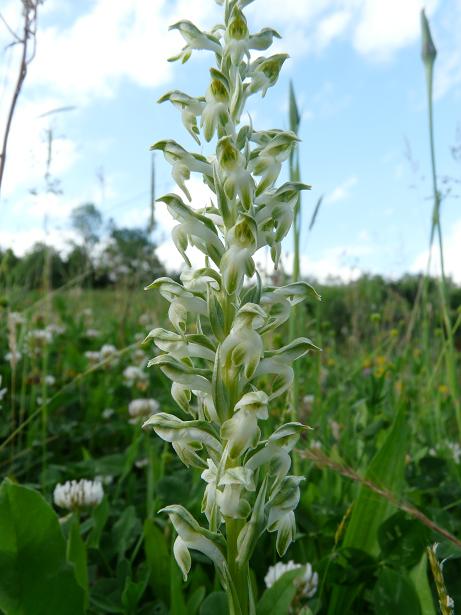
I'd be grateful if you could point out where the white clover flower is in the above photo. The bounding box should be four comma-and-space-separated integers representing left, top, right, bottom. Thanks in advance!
5, 350, 22, 364
85, 350, 101, 365
123, 365, 148, 387
117, 264, 130, 276
85, 328, 101, 339
302, 394, 315, 413
95, 474, 114, 486
447, 442, 461, 464
28, 329, 53, 345
44, 375, 56, 386
102, 408, 115, 419
8, 311, 25, 326
53, 479, 104, 511
264, 561, 319, 599
132, 348, 148, 366
99, 344, 119, 366
46, 323, 65, 336
100, 344, 117, 358
128, 398, 160, 423
0, 377, 7, 407
330, 420, 341, 441
139, 312, 154, 327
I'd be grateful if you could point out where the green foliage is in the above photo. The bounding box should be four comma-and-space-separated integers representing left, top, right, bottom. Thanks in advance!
0, 479, 85, 615
256, 568, 305, 615
0, 268, 460, 615
342, 406, 407, 557
70, 203, 103, 248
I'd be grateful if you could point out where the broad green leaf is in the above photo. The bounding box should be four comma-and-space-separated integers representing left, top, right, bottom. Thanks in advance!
67, 515, 89, 605
378, 512, 430, 569
87, 496, 109, 549
410, 552, 437, 615
0, 479, 85, 615
200, 591, 228, 615
328, 406, 407, 614
121, 563, 150, 613
112, 505, 141, 563
187, 586, 206, 615
372, 568, 422, 615
342, 405, 407, 555
144, 519, 170, 604
256, 568, 305, 615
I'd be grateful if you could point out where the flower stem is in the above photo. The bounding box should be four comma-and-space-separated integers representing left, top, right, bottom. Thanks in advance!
226, 517, 249, 615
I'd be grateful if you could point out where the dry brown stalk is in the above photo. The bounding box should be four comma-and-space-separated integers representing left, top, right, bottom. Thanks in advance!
299, 446, 461, 550
0, 1, 42, 197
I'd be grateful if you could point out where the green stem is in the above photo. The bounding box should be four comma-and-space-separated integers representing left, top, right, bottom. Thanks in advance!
225, 517, 249, 615
424, 60, 461, 436
146, 436, 156, 518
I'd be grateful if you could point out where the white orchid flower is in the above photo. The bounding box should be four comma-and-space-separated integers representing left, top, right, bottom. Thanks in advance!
169, 20, 222, 63
146, 0, 321, 606
250, 131, 299, 195
158, 90, 205, 144
150, 140, 211, 201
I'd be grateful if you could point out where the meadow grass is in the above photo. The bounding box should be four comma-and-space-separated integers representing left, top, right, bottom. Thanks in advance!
0, 274, 460, 613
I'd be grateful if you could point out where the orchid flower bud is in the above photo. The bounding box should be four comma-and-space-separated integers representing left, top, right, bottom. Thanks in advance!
202, 76, 231, 142
221, 409, 260, 458
217, 466, 255, 518
224, 5, 250, 66
221, 216, 258, 293
248, 53, 288, 97
171, 382, 192, 413
201, 458, 220, 524
217, 137, 255, 210
174, 536, 192, 581
267, 476, 305, 556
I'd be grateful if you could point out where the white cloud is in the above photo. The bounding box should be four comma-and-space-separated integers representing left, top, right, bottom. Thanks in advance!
248, 0, 439, 62
433, 0, 461, 98
26, 0, 220, 103
316, 9, 354, 51
325, 176, 357, 204
353, 0, 438, 61
411, 218, 461, 283
254, 243, 369, 283
0, 97, 79, 198
0, 227, 77, 256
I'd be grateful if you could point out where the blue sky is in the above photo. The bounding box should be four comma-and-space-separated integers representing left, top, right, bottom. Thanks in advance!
0, 0, 460, 281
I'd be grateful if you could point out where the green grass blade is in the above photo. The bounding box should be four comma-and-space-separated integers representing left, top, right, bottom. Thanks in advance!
328, 405, 407, 614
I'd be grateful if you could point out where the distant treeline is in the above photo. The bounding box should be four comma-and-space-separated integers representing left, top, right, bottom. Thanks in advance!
0, 203, 165, 290
1, 206, 460, 346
